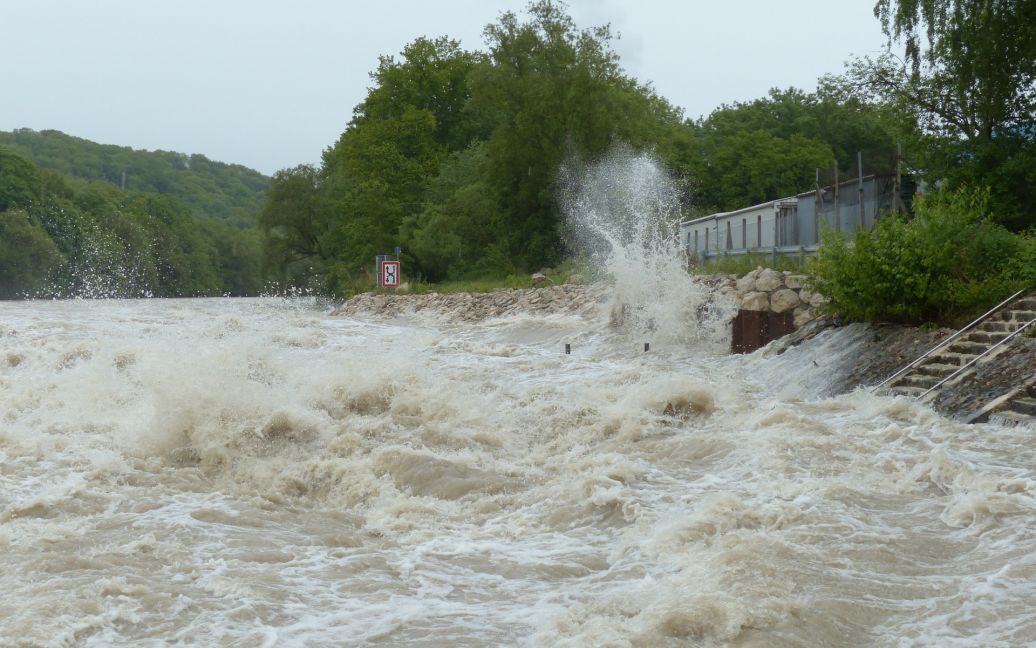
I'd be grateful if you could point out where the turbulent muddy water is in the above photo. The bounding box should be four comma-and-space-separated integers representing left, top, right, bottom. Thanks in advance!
2, 296, 1035, 647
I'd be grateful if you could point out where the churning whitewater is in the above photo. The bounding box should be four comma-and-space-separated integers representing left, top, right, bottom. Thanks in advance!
3, 153, 1035, 647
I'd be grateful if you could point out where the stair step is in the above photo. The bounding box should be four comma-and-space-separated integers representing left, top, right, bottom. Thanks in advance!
915, 362, 961, 377
887, 385, 927, 398
990, 410, 1035, 427
978, 321, 1013, 333
949, 340, 988, 355
964, 331, 1009, 344
1004, 309, 1036, 322
1010, 397, 1036, 416
1012, 298, 1036, 311
935, 352, 974, 366
893, 374, 941, 390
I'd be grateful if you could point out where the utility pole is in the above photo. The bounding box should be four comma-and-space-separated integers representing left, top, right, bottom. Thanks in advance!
858, 151, 865, 229
814, 168, 821, 244
833, 165, 840, 233
893, 142, 903, 214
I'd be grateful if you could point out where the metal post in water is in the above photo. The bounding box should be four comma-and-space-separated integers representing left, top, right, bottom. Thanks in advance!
565, 343, 571, 355
644, 343, 650, 352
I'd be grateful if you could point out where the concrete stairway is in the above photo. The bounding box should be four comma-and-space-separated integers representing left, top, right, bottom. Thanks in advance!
879, 291, 1036, 401
985, 377, 1036, 427
965, 375, 1036, 427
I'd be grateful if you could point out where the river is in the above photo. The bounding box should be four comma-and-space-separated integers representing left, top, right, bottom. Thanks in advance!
1, 296, 1034, 646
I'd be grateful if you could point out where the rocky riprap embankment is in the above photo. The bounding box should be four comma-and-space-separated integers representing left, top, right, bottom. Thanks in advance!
330, 283, 611, 322
332, 268, 828, 327
706, 267, 827, 328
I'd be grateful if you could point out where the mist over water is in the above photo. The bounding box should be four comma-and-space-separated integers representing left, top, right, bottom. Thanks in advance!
561, 147, 734, 349
3, 154, 1036, 646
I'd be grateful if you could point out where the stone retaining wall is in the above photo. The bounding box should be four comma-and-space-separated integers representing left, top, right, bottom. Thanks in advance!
330, 284, 610, 322
332, 268, 828, 331
712, 267, 827, 328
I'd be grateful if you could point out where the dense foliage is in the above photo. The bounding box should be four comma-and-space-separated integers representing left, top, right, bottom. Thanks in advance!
812, 187, 1036, 323
260, 1, 905, 294
0, 148, 261, 298
5, 0, 1029, 321
846, 0, 1036, 230
684, 87, 909, 211
0, 129, 269, 228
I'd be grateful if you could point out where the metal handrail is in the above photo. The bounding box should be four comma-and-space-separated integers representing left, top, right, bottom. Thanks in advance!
871, 289, 1027, 392
919, 315, 1036, 400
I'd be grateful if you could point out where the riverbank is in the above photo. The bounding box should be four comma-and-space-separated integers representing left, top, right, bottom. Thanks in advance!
331, 283, 612, 321
334, 273, 1036, 425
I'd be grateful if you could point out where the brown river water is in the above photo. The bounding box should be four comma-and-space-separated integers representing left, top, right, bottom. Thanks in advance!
2, 295, 1035, 647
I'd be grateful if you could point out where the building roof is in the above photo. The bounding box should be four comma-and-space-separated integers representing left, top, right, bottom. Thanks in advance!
679, 196, 797, 227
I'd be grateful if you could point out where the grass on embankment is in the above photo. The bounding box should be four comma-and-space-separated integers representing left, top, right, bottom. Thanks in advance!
360, 258, 591, 296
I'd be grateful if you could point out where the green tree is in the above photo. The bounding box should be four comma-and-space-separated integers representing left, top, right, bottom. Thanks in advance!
853, 0, 1036, 228
399, 142, 505, 280
689, 87, 904, 212
474, 0, 682, 270
0, 210, 63, 298
257, 165, 332, 289
0, 148, 42, 212
351, 36, 486, 151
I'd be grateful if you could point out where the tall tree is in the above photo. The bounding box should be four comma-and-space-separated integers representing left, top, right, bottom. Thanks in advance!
861, 0, 1036, 228
475, 0, 681, 270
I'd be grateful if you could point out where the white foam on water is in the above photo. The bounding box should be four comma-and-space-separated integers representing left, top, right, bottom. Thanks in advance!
2, 294, 1035, 646
561, 146, 736, 352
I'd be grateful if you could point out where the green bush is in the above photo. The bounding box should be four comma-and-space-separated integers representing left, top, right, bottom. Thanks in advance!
811, 186, 1035, 325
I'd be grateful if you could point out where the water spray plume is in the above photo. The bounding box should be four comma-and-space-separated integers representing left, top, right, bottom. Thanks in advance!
561, 145, 735, 348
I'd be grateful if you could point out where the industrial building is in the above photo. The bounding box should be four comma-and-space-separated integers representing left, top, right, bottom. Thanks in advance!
681, 172, 912, 264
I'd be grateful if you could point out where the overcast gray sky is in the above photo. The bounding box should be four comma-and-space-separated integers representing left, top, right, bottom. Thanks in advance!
0, 1, 888, 175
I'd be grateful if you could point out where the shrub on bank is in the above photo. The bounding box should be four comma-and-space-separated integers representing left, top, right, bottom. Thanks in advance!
811, 187, 1035, 325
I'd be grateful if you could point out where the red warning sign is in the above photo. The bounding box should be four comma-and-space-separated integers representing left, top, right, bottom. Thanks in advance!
381, 260, 400, 288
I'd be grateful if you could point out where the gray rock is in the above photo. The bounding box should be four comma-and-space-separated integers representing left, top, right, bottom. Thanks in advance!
770, 288, 801, 313
793, 305, 815, 328
735, 273, 756, 295
741, 291, 770, 311
809, 292, 829, 308
755, 268, 783, 292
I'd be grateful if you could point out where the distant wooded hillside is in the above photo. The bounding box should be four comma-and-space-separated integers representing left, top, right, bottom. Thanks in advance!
0, 146, 263, 299
0, 129, 269, 227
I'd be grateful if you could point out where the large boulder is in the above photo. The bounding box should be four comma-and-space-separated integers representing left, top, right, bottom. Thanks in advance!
755, 268, 784, 292
741, 291, 770, 311
735, 273, 756, 295
770, 288, 802, 313
793, 305, 815, 328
